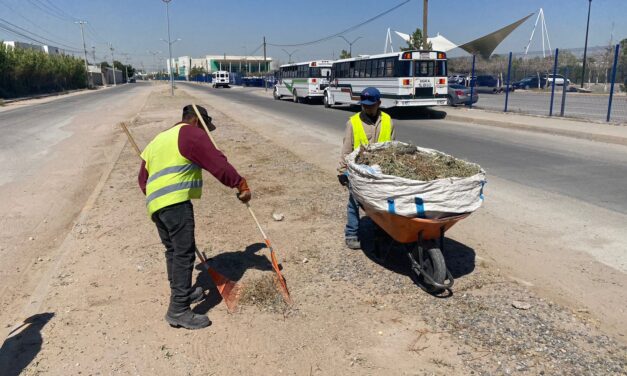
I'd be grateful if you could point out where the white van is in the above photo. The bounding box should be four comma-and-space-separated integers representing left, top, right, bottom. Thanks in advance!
212, 71, 230, 88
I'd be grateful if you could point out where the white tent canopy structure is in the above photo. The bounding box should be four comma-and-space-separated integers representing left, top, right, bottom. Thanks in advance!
394, 12, 534, 59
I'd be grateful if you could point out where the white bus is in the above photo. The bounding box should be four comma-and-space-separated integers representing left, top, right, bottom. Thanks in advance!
212, 70, 230, 88
323, 50, 448, 108
273, 60, 333, 103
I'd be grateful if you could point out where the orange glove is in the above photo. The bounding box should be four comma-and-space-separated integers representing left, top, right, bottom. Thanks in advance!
237, 178, 251, 203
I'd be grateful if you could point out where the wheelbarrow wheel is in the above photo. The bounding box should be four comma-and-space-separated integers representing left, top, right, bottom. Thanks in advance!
417, 247, 447, 293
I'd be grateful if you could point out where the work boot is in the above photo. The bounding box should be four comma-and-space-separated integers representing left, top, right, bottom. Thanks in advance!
190, 286, 204, 304
165, 309, 211, 330
345, 237, 361, 250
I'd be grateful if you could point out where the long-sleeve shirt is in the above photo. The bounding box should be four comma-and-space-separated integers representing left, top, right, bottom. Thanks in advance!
338, 111, 396, 172
138, 123, 242, 195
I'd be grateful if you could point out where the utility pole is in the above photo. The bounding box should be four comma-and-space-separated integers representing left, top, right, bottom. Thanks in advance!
108, 42, 117, 86
422, 0, 428, 49
263, 36, 267, 91
337, 35, 362, 57
91, 45, 96, 63
581, 0, 592, 88
163, 0, 175, 95
75, 20, 91, 88
120, 53, 130, 82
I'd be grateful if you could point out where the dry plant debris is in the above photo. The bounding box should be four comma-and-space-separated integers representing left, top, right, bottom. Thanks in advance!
355, 144, 481, 181
240, 274, 286, 312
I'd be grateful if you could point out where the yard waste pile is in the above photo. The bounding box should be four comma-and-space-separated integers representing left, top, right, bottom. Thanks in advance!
347, 141, 486, 219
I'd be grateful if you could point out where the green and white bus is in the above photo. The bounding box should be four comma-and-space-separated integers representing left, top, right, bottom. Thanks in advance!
273, 60, 333, 103
323, 50, 448, 108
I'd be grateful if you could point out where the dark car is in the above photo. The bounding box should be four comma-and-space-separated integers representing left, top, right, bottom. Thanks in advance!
128, 77, 136, 83
513, 76, 547, 90
447, 84, 479, 106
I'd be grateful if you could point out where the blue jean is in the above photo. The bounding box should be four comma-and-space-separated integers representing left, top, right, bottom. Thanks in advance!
345, 193, 360, 239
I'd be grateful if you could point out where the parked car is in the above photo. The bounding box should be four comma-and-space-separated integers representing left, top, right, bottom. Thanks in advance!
447, 84, 479, 106
448, 74, 466, 85
513, 76, 547, 90
128, 77, 136, 83
474, 74, 504, 93
543, 74, 571, 86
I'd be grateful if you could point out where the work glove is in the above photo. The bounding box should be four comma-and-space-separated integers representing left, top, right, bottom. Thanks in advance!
237, 178, 252, 203
337, 172, 349, 187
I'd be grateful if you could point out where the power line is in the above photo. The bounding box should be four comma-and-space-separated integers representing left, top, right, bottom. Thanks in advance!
0, 16, 82, 51
0, 0, 78, 47
40, 0, 79, 21
25, 0, 76, 22
267, 0, 410, 47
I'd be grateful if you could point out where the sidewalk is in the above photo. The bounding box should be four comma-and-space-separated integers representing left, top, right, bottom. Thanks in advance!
444, 106, 627, 146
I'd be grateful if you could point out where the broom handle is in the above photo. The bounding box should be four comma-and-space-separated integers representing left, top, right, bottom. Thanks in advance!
192, 104, 220, 151
189, 106, 268, 245
120, 123, 141, 155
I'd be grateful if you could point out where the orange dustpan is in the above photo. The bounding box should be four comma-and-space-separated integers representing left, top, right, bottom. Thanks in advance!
120, 122, 242, 313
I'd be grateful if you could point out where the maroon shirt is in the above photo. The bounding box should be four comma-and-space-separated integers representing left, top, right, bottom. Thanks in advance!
138, 123, 242, 195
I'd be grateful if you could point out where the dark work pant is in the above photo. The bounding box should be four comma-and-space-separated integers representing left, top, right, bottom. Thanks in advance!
153, 201, 196, 313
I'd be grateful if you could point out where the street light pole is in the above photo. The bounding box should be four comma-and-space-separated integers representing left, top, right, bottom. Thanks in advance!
338, 35, 362, 57
422, 0, 428, 49
281, 48, 299, 63
581, 0, 592, 88
163, 0, 175, 96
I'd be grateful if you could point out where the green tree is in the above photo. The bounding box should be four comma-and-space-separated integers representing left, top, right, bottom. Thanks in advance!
339, 49, 351, 59
189, 66, 206, 79
400, 28, 432, 51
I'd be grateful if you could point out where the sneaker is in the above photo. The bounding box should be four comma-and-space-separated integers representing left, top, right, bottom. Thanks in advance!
165, 309, 211, 330
190, 287, 204, 304
345, 237, 361, 250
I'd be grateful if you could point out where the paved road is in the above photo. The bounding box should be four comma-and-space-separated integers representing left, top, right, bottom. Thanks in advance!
474, 90, 627, 124
0, 83, 146, 186
181, 83, 627, 216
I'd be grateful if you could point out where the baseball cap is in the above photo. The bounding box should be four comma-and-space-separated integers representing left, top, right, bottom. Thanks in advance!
182, 104, 216, 131
358, 87, 381, 105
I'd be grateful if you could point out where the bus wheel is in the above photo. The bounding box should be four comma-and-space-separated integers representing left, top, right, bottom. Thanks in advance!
324, 92, 331, 108
292, 90, 299, 103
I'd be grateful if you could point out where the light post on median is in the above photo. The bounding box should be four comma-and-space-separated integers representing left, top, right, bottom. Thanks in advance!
337, 35, 362, 57
162, 0, 175, 95
281, 49, 299, 64
161, 37, 181, 88
580, 0, 592, 88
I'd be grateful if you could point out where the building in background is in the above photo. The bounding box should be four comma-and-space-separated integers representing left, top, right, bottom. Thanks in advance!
2, 41, 65, 55
205, 55, 273, 75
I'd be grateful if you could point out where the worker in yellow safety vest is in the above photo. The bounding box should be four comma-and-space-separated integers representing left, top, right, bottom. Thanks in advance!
337, 87, 395, 250
139, 104, 251, 330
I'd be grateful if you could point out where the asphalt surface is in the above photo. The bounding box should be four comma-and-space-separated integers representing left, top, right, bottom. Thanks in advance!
181, 83, 627, 216
0, 83, 146, 186
474, 90, 627, 124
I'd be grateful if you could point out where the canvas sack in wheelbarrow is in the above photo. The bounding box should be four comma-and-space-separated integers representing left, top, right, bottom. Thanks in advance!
346, 141, 486, 219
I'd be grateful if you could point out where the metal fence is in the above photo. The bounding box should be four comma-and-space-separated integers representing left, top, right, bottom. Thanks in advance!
447, 45, 626, 124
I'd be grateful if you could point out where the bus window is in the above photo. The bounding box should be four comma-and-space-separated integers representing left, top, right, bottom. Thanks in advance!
321, 68, 331, 78
349, 61, 355, 78
376, 59, 385, 77
385, 57, 395, 77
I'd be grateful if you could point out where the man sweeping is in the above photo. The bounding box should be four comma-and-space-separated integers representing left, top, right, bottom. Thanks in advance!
338, 87, 396, 250
138, 104, 251, 329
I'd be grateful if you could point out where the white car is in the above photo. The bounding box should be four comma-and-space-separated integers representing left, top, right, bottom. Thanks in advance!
545, 74, 571, 86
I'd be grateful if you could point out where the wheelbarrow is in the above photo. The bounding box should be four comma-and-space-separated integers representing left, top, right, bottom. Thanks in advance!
361, 203, 470, 294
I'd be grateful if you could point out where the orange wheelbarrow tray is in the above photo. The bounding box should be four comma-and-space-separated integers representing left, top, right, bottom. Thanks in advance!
361, 203, 471, 294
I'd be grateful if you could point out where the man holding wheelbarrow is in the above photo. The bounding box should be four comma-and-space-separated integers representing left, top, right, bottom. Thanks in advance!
138, 104, 251, 330
338, 87, 396, 250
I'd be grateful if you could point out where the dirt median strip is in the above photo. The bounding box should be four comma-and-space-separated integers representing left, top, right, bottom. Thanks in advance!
7, 85, 625, 375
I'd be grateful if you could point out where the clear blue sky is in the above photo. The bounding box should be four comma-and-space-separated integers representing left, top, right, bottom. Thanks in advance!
1, 0, 625, 70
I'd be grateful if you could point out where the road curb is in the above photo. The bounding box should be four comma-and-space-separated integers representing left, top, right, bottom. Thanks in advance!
444, 113, 627, 147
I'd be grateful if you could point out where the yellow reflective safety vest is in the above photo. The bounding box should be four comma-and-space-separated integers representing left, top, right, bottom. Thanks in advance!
350, 111, 392, 150
141, 123, 203, 216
